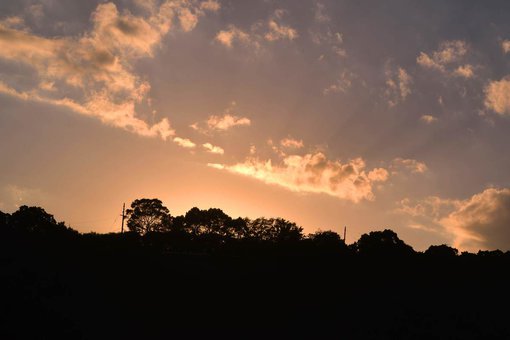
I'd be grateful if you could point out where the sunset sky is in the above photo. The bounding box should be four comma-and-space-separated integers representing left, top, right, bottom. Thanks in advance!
1, 0, 510, 251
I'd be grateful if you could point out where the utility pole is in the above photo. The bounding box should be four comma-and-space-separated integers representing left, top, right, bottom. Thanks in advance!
343, 226, 347, 244
121, 203, 126, 233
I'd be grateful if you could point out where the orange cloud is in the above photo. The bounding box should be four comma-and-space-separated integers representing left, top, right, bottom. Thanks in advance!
0, 1, 217, 140
420, 115, 438, 124
385, 66, 412, 107
398, 188, 510, 251
484, 76, 510, 116
209, 152, 389, 202
280, 137, 304, 149
206, 114, 251, 131
323, 71, 357, 95
203, 143, 224, 154
501, 40, 510, 54
453, 64, 474, 78
417, 40, 475, 79
392, 158, 428, 174
215, 26, 253, 48
192, 102, 251, 133
173, 137, 196, 149
440, 188, 510, 251
215, 9, 297, 50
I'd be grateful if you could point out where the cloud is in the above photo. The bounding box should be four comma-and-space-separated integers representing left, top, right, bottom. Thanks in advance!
314, 2, 330, 23
265, 13, 298, 42
484, 76, 510, 116
203, 142, 224, 154
398, 188, 510, 251
397, 196, 457, 219
0, 16, 25, 29
391, 158, 428, 174
200, 0, 221, 12
173, 137, 196, 149
420, 114, 438, 124
215, 9, 297, 49
501, 40, 510, 54
453, 64, 474, 78
385, 66, 412, 107
206, 114, 251, 131
417, 40, 474, 78
439, 188, 510, 251
0, 1, 216, 140
280, 137, 304, 149
417, 40, 467, 70
323, 71, 357, 95
310, 3, 345, 60
192, 102, 251, 133
215, 25, 253, 48
209, 151, 389, 203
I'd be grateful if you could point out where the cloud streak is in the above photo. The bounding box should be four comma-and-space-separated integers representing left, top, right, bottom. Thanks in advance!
209, 152, 389, 202
214, 9, 297, 50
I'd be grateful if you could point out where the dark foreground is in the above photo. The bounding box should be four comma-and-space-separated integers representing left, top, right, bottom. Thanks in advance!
2, 238, 510, 339
1, 205, 510, 339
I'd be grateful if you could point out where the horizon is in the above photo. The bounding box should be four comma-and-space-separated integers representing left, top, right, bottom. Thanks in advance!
1, 0, 510, 252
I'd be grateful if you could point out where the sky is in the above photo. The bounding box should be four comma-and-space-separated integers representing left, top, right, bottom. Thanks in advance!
1, 0, 510, 251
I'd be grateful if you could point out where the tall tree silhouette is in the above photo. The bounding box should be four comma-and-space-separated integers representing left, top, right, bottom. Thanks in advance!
184, 207, 233, 236
354, 229, 415, 257
126, 199, 170, 235
247, 218, 303, 242
425, 244, 458, 258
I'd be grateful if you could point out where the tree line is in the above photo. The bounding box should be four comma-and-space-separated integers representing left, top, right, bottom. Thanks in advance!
2, 199, 510, 339
1, 198, 508, 259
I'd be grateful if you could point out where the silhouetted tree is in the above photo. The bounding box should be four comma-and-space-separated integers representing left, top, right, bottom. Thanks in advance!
126, 199, 171, 235
477, 249, 504, 257
354, 229, 414, 257
425, 244, 458, 258
309, 230, 348, 253
227, 217, 249, 239
246, 218, 303, 242
10, 205, 71, 235
184, 207, 234, 237
168, 215, 187, 233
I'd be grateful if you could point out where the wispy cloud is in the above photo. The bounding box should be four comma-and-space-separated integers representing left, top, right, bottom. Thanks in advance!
280, 137, 304, 149
192, 102, 251, 133
215, 9, 297, 50
203, 142, 224, 154
417, 40, 474, 78
265, 10, 298, 42
385, 65, 412, 107
323, 71, 357, 95
391, 158, 428, 174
